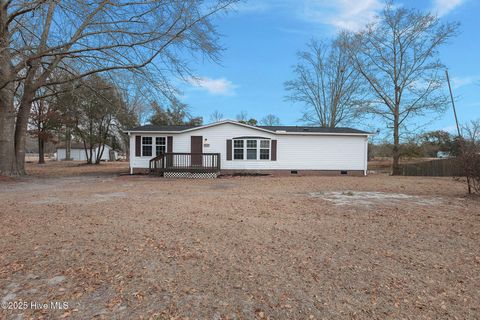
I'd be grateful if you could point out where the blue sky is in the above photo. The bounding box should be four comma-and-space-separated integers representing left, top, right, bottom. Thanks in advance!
179, 0, 479, 134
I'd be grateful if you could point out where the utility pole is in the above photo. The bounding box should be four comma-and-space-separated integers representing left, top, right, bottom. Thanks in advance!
446, 69, 470, 194
445, 70, 461, 137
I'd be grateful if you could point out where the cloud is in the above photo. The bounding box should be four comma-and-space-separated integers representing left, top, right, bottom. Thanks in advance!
451, 75, 479, 89
187, 77, 238, 96
232, 0, 382, 31
299, 0, 383, 31
432, 0, 465, 17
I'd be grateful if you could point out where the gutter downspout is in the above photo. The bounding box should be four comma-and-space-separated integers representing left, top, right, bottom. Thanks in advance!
364, 136, 368, 176
128, 132, 133, 175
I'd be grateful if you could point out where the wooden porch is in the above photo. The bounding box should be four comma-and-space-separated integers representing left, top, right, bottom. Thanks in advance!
149, 152, 221, 176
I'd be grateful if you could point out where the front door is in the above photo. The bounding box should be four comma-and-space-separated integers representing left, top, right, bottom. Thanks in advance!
191, 136, 203, 167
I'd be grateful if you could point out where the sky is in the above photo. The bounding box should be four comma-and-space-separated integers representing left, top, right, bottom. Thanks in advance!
177, 0, 480, 135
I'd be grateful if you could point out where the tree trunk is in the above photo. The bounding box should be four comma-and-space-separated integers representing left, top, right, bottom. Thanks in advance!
0, 99, 17, 175
87, 144, 93, 164
14, 86, 36, 175
65, 129, 72, 160
82, 142, 89, 163
0, 4, 19, 176
14, 62, 39, 174
38, 137, 45, 164
392, 112, 401, 175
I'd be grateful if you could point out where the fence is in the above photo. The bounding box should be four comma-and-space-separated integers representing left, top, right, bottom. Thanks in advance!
400, 158, 464, 176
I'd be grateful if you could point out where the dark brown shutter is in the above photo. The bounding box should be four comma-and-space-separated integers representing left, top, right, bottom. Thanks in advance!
271, 140, 277, 161
226, 139, 232, 160
135, 135, 141, 157
167, 136, 173, 152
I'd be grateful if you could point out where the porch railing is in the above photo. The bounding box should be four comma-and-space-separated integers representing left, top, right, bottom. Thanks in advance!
149, 152, 221, 174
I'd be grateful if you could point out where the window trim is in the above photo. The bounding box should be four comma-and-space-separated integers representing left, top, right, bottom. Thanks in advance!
232, 138, 271, 161
233, 139, 244, 160
141, 136, 153, 157
155, 137, 166, 156
140, 136, 167, 158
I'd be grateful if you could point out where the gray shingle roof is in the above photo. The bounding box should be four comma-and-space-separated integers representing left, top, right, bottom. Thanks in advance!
127, 124, 197, 132
127, 122, 369, 134
258, 126, 369, 134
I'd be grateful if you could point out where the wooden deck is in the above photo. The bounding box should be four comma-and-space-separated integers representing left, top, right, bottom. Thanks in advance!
149, 152, 221, 176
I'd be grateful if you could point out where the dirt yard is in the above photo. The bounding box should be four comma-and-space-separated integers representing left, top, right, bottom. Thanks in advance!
1, 162, 479, 319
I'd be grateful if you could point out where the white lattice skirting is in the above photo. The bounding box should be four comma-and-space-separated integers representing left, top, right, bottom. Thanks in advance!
164, 172, 218, 179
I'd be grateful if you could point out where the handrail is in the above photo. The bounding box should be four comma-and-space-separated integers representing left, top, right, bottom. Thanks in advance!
149, 152, 221, 174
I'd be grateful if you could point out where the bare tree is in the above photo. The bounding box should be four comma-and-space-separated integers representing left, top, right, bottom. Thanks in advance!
285, 37, 364, 127
236, 110, 249, 122
209, 110, 224, 123
261, 114, 281, 126
462, 119, 480, 142
236, 111, 257, 126
0, 0, 237, 175
28, 96, 62, 164
345, 3, 458, 175
460, 119, 480, 194
55, 76, 129, 164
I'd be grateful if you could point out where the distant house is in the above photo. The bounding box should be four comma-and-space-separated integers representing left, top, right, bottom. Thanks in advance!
125, 120, 371, 177
437, 151, 451, 159
55, 143, 118, 161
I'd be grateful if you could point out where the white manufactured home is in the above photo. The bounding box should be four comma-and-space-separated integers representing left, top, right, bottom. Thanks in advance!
125, 120, 370, 177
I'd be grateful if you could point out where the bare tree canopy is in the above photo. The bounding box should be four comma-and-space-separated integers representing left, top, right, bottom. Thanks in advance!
285, 37, 364, 127
345, 2, 458, 175
28, 94, 63, 164
54, 75, 133, 164
261, 114, 281, 126
462, 119, 480, 142
236, 110, 249, 122
0, 0, 238, 175
460, 119, 480, 194
236, 110, 257, 126
209, 110, 224, 123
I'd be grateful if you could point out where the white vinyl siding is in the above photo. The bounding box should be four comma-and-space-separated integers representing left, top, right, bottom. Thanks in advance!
56, 146, 116, 161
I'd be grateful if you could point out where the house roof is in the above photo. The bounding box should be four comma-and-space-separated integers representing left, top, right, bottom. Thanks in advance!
257, 126, 369, 134
127, 124, 197, 132
126, 120, 371, 135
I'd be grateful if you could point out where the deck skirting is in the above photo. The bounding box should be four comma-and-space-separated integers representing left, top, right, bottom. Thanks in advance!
164, 172, 218, 179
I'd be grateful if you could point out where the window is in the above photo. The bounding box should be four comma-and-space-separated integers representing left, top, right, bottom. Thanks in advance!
246, 140, 257, 159
232, 138, 271, 160
234, 140, 244, 159
156, 137, 166, 156
260, 140, 270, 160
142, 137, 152, 157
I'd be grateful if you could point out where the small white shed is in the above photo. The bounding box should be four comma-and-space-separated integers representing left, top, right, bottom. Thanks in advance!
56, 143, 118, 161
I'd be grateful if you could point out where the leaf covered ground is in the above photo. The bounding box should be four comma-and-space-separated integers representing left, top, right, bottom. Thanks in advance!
1, 162, 479, 319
